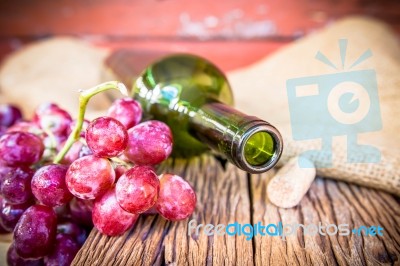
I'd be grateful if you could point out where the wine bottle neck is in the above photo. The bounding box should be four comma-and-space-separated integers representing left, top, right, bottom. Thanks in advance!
189, 102, 283, 173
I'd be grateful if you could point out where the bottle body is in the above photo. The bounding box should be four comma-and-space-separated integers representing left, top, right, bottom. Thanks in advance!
133, 54, 232, 157
132, 54, 283, 173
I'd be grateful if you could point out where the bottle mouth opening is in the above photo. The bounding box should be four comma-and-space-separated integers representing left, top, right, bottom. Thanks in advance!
234, 123, 283, 174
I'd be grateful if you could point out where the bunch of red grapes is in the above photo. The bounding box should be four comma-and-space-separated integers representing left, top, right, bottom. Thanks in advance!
0, 98, 196, 266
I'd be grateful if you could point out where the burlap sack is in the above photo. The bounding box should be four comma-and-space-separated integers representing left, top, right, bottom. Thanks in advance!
229, 16, 400, 195
0, 37, 109, 119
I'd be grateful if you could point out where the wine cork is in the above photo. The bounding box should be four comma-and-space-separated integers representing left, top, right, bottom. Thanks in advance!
267, 156, 316, 208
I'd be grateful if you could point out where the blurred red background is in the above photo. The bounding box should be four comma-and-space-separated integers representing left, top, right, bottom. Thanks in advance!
0, 0, 399, 71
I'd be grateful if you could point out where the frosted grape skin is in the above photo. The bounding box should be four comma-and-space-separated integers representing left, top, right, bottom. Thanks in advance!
107, 98, 142, 129
116, 165, 160, 214
66, 155, 115, 200
31, 164, 73, 207
0, 166, 35, 205
124, 120, 173, 165
155, 174, 196, 221
13, 205, 57, 259
92, 188, 139, 236
0, 132, 44, 166
86, 116, 128, 158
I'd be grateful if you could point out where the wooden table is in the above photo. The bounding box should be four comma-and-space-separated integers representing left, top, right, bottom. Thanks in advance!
73, 155, 400, 265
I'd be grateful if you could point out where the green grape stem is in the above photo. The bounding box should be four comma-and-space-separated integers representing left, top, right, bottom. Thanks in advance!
110, 156, 133, 168
53, 81, 128, 164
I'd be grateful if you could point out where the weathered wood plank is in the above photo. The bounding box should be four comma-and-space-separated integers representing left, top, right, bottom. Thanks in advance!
73, 155, 254, 266
251, 171, 400, 265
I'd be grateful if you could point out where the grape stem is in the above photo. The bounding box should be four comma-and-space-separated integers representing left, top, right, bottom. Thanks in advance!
53, 81, 128, 164
110, 157, 133, 168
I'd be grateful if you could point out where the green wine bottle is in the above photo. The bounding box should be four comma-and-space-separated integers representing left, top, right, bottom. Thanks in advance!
109, 53, 283, 173
106, 51, 283, 173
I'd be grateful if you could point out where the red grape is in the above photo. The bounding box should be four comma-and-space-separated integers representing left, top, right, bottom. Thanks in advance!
86, 116, 128, 158
7, 242, 44, 266
92, 188, 138, 236
6, 121, 42, 136
0, 104, 22, 127
69, 197, 93, 227
78, 143, 93, 158
0, 199, 31, 232
116, 165, 160, 214
57, 221, 88, 246
107, 98, 142, 129
54, 204, 71, 222
60, 140, 92, 165
114, 165, 128, 181
155, 174, 196, 221
14, 205, 57, 259
0, 222, 8, 234
0, 132, 44, 166
60, 140, 84, 165
1, 166, 34, 204
124, 120, 173, 165
0, 164, 14, 187
66, 155, 115, 200
0, 125, 6, 137
31, 164, 73, 207
42, 134, 67, 162
33, 103, 58, 117
117, 153, 130, 163
33, 103, 72, 137
0, 196, 8, 234
44, 233, 80, 266
143, 206, 158, 215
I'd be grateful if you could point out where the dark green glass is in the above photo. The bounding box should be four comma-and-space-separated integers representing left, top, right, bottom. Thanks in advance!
130, 54, 283, 173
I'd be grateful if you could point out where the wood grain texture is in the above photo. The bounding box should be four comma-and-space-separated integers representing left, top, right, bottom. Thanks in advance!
73, 155, 400, 265
252, 171, 400, 265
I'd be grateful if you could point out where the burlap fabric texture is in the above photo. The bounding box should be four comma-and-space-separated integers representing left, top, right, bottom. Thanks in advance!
229, 16, 400, 195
